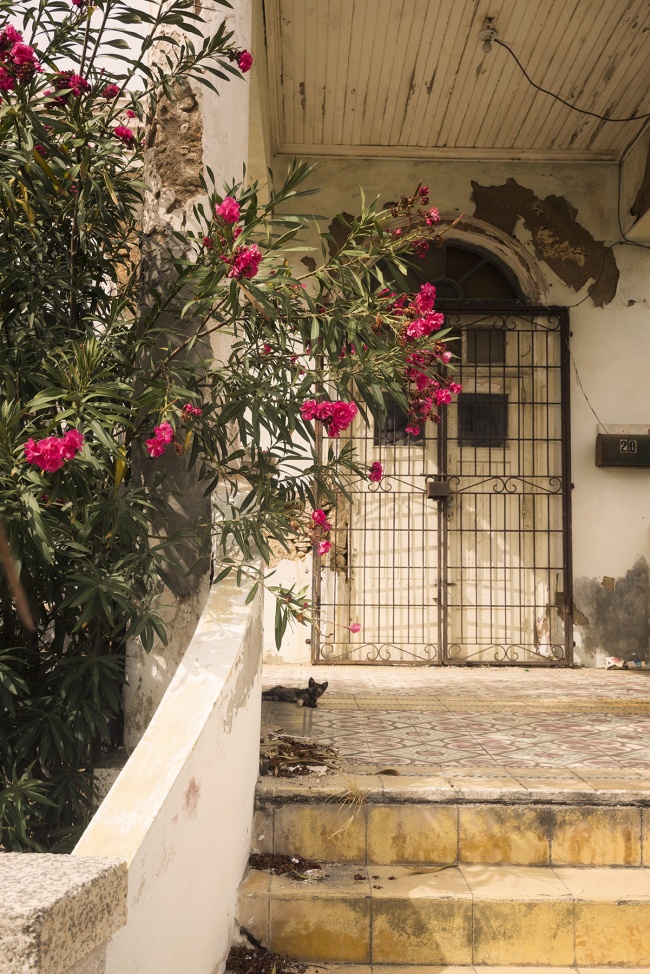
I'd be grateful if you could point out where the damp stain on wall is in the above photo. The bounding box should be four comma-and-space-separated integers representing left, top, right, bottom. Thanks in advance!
471, 178, 619, 307
573, 557, 650, 662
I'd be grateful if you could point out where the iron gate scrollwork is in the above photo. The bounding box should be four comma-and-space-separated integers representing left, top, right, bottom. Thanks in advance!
312, 307, 573, 666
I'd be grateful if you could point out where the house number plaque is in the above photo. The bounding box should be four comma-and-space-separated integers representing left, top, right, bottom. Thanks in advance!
595, 433, 650, 467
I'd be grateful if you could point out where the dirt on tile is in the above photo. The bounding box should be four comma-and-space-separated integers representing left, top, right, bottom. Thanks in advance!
248, 853, 323, 877
227, 944, 306, 974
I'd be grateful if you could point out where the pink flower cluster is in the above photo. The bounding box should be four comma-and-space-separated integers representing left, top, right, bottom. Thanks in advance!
181, 403, 203, 419
145, 422, 174, 458
310, 509, 332, 556
227, 243, 262, 280
0, 25, 40, 95
51, 70, 90, 104
368, 461, 383, 483
114, 125, 136, 148
24, 429, 84, 473
300, 400, 358, 439
215, 196, 240, 223
102, 83, 120, 99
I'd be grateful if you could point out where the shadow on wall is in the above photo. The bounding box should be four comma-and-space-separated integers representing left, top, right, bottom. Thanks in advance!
574, 556, 650, 664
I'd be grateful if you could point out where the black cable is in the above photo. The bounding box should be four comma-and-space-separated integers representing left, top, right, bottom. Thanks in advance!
494, 38, 650, 123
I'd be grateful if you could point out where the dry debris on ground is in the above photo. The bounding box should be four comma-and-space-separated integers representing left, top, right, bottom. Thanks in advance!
259, 732, 341, 777
249, 852, 322, 877
227, 944, 306, 974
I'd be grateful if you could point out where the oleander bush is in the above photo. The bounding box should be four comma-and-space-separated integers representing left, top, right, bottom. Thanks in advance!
0, 0, 458, 848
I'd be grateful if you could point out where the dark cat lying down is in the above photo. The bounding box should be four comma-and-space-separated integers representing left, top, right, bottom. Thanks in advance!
262, 677, 328, 708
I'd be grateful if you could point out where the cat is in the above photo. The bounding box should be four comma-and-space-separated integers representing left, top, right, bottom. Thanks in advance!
262, 677, 328, 708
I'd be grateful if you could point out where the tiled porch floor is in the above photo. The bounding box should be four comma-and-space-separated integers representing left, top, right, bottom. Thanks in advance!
261, 664, 650, 785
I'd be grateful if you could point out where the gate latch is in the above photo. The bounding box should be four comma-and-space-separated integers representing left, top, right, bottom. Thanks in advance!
426, 479, 450, 500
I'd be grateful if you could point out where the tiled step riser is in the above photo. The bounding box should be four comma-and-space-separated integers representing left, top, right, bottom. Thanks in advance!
238, 869, 650, 967
254, 802, 650, 867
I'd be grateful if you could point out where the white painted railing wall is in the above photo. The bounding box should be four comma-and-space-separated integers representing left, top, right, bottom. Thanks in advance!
75, 576, 263, 974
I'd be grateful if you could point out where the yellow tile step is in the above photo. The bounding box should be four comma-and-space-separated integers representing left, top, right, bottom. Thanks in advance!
237, 864, 650, 967
253, 799, 648, 867
297, 967, 650, 974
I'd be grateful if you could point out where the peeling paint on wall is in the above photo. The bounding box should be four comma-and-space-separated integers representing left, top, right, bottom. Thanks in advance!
631, 143, 650, 222
471, 178, 619, 306
573, 557, 650, 663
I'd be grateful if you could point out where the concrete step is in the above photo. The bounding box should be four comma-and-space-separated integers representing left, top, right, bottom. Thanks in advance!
237, 863, 650, 967
295, 967, 650, 974
254, 775, 650, 867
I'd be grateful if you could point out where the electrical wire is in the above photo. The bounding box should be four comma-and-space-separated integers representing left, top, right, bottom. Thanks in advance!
493, 38, 650, 124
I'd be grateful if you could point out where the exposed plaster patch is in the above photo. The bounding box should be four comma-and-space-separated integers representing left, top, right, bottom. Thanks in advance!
631, 142, 650, 221
471, 178, 619, 306
147, 82, 203, 214
573, 557, 650, 662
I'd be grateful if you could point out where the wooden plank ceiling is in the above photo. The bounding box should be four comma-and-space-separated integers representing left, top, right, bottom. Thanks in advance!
263, 0, 650, 161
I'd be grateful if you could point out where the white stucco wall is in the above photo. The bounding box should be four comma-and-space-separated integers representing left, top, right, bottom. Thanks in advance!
251, 151, 650, 666
75, 576, 263, 974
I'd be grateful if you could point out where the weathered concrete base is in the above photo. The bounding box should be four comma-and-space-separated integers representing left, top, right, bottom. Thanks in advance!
0, 856, 126, 974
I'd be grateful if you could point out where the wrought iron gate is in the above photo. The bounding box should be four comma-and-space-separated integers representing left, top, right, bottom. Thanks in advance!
312, 307, 573, 666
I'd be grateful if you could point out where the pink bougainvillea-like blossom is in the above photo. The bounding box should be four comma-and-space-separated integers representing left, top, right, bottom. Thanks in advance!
368, 461, 383, 483
237, 50, 253, 73
299, 399, 358, 438
101, 82, 120, 99
425, 207, 440, 225
114, 125, 136, 148
24, 430, 84, 473
215, 196, 240, 224
414, 282, 436, 314
405, 423, 421, 437
145, 422, 175, 458
311, 509, 332, 531
228, 243, 262, 279
317, 540, 331, 556
349, 622, 361, 633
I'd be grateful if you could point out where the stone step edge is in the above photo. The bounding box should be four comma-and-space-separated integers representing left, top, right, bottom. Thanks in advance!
294, 967, 650, 973
256, 774, 650, 806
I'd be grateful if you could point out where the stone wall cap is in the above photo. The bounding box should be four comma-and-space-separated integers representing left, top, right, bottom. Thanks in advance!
0, 854, 127, 974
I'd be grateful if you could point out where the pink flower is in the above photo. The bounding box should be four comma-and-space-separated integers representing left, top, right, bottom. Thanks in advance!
405, 423, 420, 437
24, 436, 66, 473
181, 403, 203, 418
145, 436, 166, 458
392, 227, 403, 237
101, 83, 120, 99
262, 344, 272, 355
154, 422, 174, 444
237, 50, 253, 73
368, 461, 383, 483
323, 401, 358, 438
414, 282, 436, 314
114, 125, 135, 148
125, 109, 136, 118
300, 400, 318, 422
61, 429, 84, 459
317, 540, 331, 556
406, 318, 428, 340
0, 25, 22, 47
228, 244, 262, 279
0, 66, 14, 91
349, 622, 361, 633
447, 382, 462, 395
311, 509, 331, 531
215, 196, 240, 224
53, 71, 89, 99
425, 207, 440, 225
413, 239, 430, 257
439, 350, 452, 364
203, 236, 214, 249
435, 388, 452, 406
